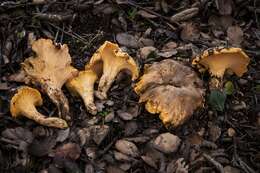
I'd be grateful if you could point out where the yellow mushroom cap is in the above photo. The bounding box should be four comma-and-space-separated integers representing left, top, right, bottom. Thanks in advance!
86, 41, 139, 99
10, 86, 68, 129
135, 59, 204, 127
86, 41, 139, 79
66, 69, 98, 114
10, 86, 42, 118
192, 47, 250, 78
20, 38, 78, 120
141, 85, 204, 127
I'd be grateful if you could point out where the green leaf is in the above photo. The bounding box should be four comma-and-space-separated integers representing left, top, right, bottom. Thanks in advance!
127, 8, 137, 20
254, 85, 260, 92
224, 81, 234, 95
208, 90, 226, 111
98, 110, 109, 117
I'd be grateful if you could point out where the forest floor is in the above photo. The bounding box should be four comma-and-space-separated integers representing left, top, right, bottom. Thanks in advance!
0, 0, 260, 173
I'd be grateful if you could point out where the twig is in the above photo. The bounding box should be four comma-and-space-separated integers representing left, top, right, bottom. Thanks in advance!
33, 13, 76, 22
253, 0, 259, 28
126, 1, 170, 21
116, 0, 179, 29
202, 153, 225, 173
96, 136, 118, 158
48, 23, 89, 44
232, 138, 257, 173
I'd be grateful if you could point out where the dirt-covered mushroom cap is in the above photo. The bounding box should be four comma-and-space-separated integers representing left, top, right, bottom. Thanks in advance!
135, 59, 204, 127
66, 69, 98, 115
86, 41, 139, 99
10, 86, 68, 129
21, 38, 78, 120
192, 47, 250, 78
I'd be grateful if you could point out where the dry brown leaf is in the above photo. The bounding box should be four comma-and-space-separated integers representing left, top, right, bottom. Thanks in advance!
115, 139, 140, 157
137, 10, 158, 19
181, 22, 200, 42
86, 41, 139, 99
227, 26, 244, 45
170, 8, 199, 23
116, 33, 139, 48
16, 39, 78, 120
215, 0, 233, 16
54, 143, 81, 160
135, 59, 204, 127
10, 86, 68, 129
153, 133, 181, 154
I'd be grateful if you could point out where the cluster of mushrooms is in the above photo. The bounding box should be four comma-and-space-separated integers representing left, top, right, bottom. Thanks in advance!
9, 39, 250, 129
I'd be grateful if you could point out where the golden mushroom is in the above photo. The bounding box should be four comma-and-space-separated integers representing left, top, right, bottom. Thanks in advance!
86, 41, 139, 99
10, 86, 68, 129
15, 39, 78, 120
135, 59, 204, 127
192, 47, 250, 88
66, 69, 98, 115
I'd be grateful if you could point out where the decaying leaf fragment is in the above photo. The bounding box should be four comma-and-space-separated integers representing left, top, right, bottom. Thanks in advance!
135, 59, 204, 127
192, 47, 250, 88
86, 41, 139, 99
17, 39, 78, 120
10, 86, 68, 129
66, 69, 98, 115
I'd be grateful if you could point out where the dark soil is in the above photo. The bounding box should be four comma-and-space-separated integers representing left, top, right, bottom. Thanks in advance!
0, 0, 260, 173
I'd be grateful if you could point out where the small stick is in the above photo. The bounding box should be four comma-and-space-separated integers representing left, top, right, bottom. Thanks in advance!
33, 13, 75, 22
202, 153, 224, 173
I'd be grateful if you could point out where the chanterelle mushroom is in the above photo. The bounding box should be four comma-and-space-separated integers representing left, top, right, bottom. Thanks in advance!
86, 41, 139, 99
192, 47, 250, 88
66, 69, 98, 115
10, 86, 68, 129
17, 39, 78, 120
135, 59, 204, 127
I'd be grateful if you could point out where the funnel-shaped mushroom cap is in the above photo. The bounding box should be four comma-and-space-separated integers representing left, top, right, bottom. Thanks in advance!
140, 85, 203, 127
21, 39, 78, 120
192, 47, 250, 78
86, 41, 139, 99
66, 70, 98, 115
10, 86, 68, 129
135, 59, 204, 127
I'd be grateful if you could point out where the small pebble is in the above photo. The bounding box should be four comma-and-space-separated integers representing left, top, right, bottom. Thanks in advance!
115, 139, 139, 157
232, 101, 247, 111
105, 100, 114, 106
238, 79, 248, 85
153, 133, 181, 154
105, 111, 115, 122
227, 128, 236, 137
139, 46, 157, 59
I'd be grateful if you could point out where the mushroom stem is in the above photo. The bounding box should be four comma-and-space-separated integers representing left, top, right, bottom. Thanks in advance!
82, 97, 97, 115
66, 70, 98, 115
45, 86, 70, 121
209, 77, 223, 90
20, 105, 68, 129
96, 68, 120, 99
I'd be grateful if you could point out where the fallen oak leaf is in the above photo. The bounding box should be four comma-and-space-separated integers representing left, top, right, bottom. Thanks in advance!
227, 25, 244, 46
53, 143, 81, 160
1, 127, 33, 152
